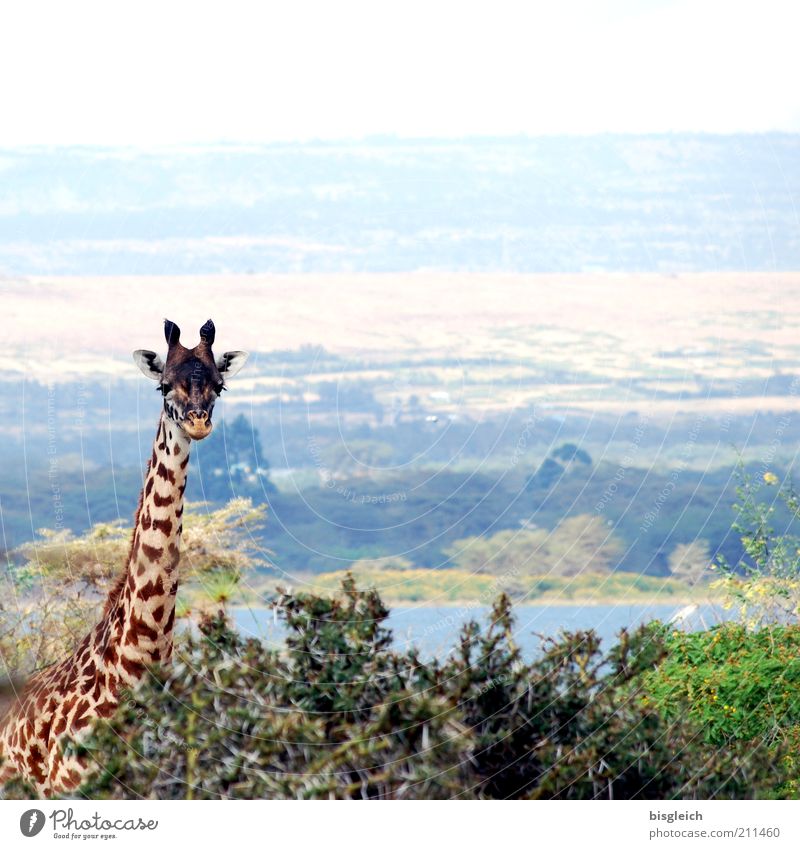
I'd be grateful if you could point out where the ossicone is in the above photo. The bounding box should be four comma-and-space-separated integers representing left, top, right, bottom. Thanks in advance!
199, 319, 216, 347
164, 319, 181, 347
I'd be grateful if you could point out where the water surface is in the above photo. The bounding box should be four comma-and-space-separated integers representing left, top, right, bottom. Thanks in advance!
232, 603, 732, 659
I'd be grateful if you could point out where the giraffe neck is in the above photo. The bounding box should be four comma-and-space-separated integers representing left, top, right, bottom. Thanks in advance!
103, 412, 191, 681
0, 412, 194, 797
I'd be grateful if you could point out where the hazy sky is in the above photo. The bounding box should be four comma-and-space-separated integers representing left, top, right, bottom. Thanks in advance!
1, 0, 798, 145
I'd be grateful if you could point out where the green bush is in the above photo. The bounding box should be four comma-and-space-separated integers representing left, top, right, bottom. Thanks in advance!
58, 579, 787, 800
644, 625, 800, 743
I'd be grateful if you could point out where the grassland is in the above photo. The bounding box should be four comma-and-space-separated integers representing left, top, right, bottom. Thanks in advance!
6, 273, 800, 418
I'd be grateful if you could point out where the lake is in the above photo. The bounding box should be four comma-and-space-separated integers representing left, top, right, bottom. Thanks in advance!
232, 602, 734, 659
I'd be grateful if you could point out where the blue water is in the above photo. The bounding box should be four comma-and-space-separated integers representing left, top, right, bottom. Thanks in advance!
232, 603, 733, 659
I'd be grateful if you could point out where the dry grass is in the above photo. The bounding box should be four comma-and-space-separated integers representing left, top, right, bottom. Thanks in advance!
4, 272, 800, 419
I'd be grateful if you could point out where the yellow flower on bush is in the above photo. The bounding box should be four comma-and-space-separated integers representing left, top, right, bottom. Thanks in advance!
763, 472, 779, 485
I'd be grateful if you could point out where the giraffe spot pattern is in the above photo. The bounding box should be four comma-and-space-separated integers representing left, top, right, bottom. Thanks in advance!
0, 410, 197, 795
141, 542, 163, 562
152, 517, 173, 536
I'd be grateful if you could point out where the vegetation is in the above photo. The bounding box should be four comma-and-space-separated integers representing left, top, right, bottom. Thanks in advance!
645, 625, 800, 746
2, 467, 799, 800
298, 566, 696, 604
192, 414, 277, 503
667, 540, 713, 586
711, 469, 800, 626
2, 584, 779, 800
445, 515, 624, 577
0, 500, 266, 678
2, 414, 794, 581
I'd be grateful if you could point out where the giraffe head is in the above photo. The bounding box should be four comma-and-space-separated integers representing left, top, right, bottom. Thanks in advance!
132, 319, 248, 440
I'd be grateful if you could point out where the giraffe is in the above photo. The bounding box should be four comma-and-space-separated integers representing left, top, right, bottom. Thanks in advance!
0, 318, 248, 797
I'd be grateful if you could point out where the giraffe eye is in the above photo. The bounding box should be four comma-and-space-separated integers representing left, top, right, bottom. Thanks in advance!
160, 383, 172, 396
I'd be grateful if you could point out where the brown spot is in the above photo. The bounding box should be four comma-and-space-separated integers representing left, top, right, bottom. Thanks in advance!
130, 610, 159, 643
73, 700, 91, 730
176, 504, 184, 519
156, 462, 176, 484
127, 573, 136, 592
165, 607, 175, 632
152, 603, 165, 623
120, 654, 145, 678
141, 507, 152, 530
153, 491, 173, 507
151, 449, 157, 466
145, 476, 154, 496
152, 517, 173, 536
137, 562, 145, 577
27, 748, 47, 785
142, 543, 163, 562
180, 455, 189, 470
62, 769, 82, 790
173, 443, 181, 455
95, 698, 116, 718
139, 575, 165, 602
40, 716, 52, 742
49, 750, 62, 780
64, 668, 79, 691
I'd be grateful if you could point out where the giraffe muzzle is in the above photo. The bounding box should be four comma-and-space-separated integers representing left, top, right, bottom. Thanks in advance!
183, 410, 213, 440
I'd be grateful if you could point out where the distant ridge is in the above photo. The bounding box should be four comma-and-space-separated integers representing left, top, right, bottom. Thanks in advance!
0, 134, 798, 275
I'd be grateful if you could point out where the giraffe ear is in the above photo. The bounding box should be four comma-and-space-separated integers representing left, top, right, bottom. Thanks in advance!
133, 350, 165, 380
216, 351, 249, 379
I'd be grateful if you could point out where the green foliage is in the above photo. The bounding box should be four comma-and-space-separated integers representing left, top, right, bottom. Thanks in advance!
77, 579, 470, 800
644, 624, 800, 798
713, 467, 800, 625
645, 625, 800, 746
70, 579, 784, 800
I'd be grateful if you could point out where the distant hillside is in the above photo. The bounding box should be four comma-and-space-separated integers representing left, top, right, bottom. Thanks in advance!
1, 134, 798, 274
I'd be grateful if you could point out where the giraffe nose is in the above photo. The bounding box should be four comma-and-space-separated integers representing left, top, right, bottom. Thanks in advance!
187, 409, 208, 423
